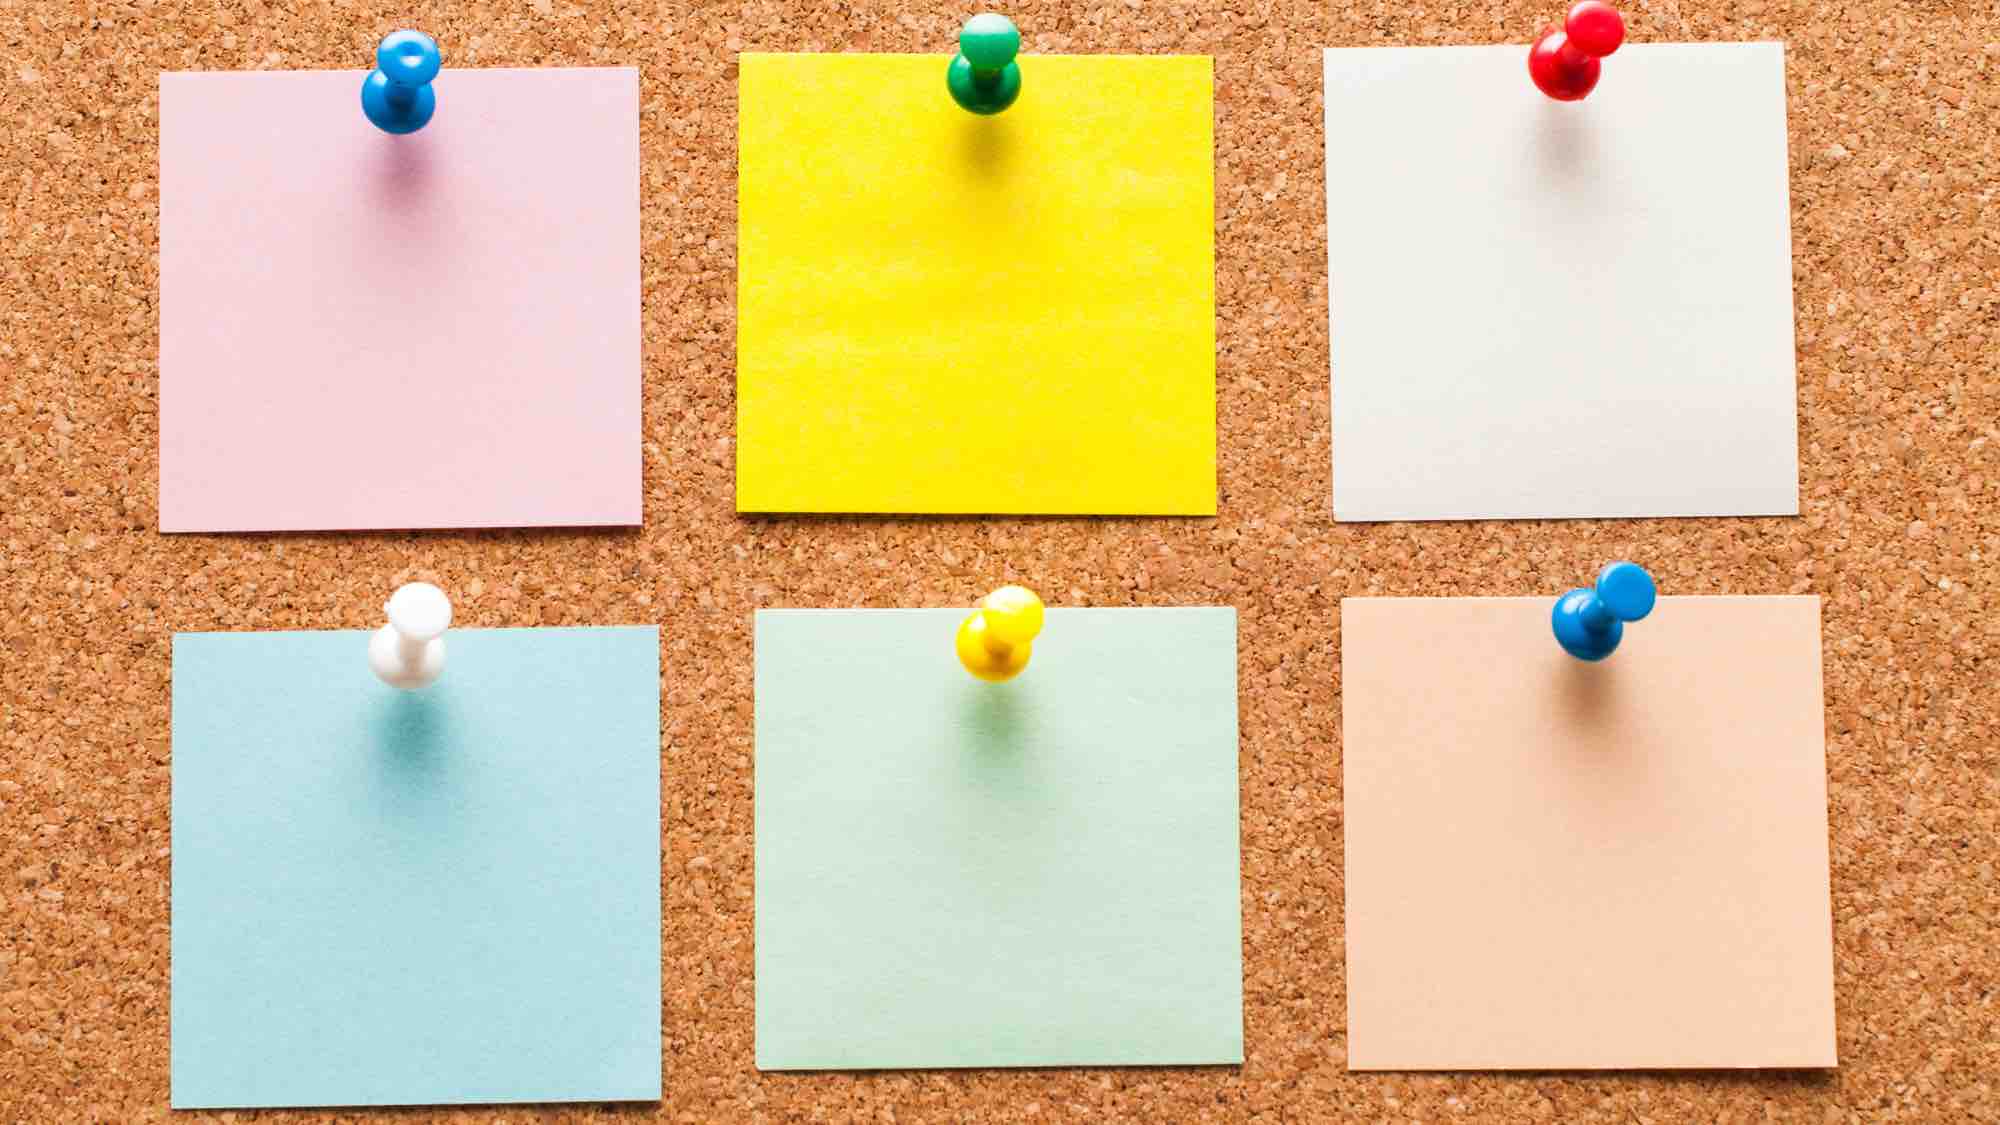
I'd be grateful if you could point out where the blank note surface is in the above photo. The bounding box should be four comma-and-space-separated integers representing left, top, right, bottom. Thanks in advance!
737, 54, 1215, 515
171, 627, 661, 1108
1325, 45, 1799, 521
159, 68, 639, 532
1341, 596, 1835, 1070
755, 608, 1243, 1069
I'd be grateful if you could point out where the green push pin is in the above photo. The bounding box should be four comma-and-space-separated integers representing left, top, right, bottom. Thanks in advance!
947, 13, 1022, 115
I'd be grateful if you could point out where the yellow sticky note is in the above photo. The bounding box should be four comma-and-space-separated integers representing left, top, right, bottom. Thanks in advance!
738, 53, 1216, 514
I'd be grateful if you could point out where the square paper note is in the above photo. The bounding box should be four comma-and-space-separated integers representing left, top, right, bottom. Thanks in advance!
738, 54, 1215, 514
755, 608, 1242, 1068
1341, 597, 1835, 1069
171, 627, 661, 1108
1325, 44, 1799, 521
160, 69, 639, 531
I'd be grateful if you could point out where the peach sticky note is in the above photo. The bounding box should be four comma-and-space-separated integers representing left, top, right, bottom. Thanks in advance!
1341, 596, 1835, 1070
737, 54, 1215, 515
159, 69, 639, 532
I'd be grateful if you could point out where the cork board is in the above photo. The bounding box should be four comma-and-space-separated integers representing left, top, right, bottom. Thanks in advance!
0, 1, 1994, 1122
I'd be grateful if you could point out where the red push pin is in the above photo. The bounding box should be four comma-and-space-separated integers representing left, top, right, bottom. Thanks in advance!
1528, 0, 1626, 101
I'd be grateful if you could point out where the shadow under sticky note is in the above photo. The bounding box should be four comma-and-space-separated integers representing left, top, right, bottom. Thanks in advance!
1340, 597, 1835, 1070
159, 69, 639, 532
1324, 45, 1799, 521
170, 628, 661, 1108
737, 55, 1216, 515
754, 608, 1242, 1069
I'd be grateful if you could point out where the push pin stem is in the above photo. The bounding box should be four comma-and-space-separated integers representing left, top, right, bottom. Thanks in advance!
382, 81, 419, 115
370, 582, 452, 689
1577, 594, 1617, 635
956, 585, 1044, 682
1551, 561, 1655, 661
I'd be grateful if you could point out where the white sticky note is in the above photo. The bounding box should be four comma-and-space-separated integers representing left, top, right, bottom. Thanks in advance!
1325, 44, 1799, 522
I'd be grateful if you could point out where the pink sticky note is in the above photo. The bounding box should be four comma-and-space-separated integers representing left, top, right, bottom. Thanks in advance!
159, 69, 639, 532
1341, 596, 1836, 1070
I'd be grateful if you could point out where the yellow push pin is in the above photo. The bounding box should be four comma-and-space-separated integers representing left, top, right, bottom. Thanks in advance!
955, 585, 1044, 682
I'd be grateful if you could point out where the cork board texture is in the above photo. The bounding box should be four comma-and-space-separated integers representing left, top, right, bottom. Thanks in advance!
0, 1, 1994, 1122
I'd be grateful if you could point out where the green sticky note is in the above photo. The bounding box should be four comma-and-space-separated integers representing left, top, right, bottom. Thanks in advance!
171, 627, 661, 1109
754, 608, 1244, 1069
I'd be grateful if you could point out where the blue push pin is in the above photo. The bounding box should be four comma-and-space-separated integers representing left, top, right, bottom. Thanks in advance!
361, 31, 441, 135
1551, 561, 1656, 661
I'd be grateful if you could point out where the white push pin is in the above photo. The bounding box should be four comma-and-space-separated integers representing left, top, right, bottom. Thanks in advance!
368, 582, 452, 689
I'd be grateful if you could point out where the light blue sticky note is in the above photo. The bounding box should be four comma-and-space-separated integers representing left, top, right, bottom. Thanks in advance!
754, 607, 1244, 1070
171, 627, 661, 1109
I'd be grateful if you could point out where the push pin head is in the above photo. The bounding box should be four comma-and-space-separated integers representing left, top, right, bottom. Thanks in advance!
361, 30, 442, 134
1528, 1, 1625, 102
369, 581, 452, 689
956, 584, 1044, 682
1551, 561, 1655, 661
947, 13, 1022, 115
